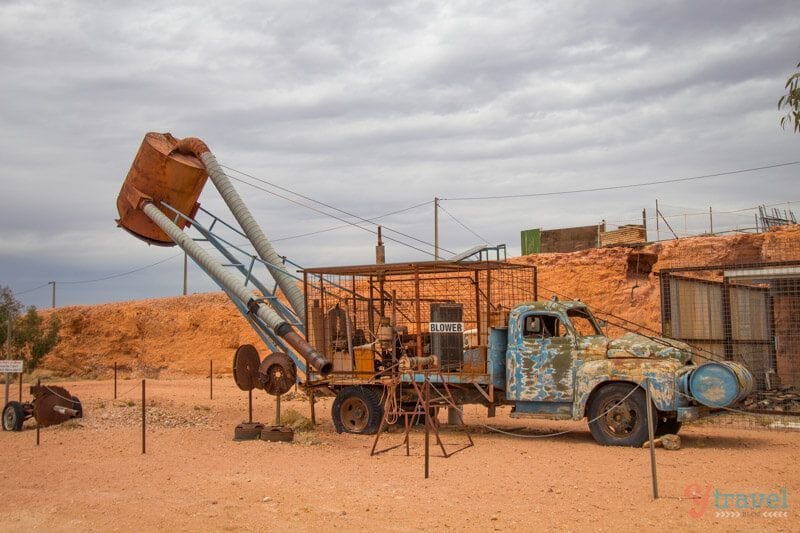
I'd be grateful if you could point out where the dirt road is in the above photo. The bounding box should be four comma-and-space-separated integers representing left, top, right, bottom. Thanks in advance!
0, 378, 797, 532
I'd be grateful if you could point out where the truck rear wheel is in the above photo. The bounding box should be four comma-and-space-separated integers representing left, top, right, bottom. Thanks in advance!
332, 387, 383, 434
587, 383, 649, 446
2, 401, 25, 432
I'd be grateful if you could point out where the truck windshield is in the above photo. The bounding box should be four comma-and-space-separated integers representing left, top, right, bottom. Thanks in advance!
567, 308, 602, 336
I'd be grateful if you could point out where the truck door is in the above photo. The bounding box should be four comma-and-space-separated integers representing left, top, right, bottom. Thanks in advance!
507, 312, 576, 402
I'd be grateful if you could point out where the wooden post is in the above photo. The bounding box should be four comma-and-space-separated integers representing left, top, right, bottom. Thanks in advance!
36, 377, 41, 446
113, 362, 117, 399
434, 198, 440, 261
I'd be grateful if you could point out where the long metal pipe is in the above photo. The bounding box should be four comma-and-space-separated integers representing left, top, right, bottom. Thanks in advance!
142, 202, 331, 375
175, 137, 306, 322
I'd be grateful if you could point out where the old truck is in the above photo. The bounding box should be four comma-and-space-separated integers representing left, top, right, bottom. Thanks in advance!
115, 132, 753, 447
301, 261, 754, 447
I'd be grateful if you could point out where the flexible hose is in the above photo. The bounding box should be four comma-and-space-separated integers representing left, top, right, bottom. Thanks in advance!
174, 137, 306, 322
142, 202, 331, 375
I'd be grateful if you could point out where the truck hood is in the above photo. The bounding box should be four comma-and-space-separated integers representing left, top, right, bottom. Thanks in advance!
580, 332, 692, 364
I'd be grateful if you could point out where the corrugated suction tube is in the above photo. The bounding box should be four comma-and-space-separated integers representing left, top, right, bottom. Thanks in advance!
175, 137, 306, 323
142, 202, 331, 376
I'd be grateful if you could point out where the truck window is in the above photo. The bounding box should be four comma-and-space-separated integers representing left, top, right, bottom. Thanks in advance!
566, 308, 602, 336
523, 314, 564, 339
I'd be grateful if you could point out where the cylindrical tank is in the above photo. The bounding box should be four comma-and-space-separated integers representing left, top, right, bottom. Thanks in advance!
116, 132, 208, 246
682, 361, 754, 408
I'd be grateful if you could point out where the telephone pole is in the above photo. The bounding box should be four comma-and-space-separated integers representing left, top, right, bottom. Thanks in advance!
434, 197, 440, 261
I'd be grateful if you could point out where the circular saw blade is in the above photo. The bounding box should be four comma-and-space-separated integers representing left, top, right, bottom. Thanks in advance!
233, 344, 261, 391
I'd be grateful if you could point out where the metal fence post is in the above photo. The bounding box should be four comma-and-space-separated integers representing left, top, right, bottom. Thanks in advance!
645, 379, 659, 499
141, 379, 146, 454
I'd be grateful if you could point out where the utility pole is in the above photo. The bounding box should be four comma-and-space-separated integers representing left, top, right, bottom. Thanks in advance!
183, 252, 188, 296
709, 207, 714, 235
434, 197, 440, 261
375, 226, 385, 264
49, 281, 55, 308
655, 200, 660, 241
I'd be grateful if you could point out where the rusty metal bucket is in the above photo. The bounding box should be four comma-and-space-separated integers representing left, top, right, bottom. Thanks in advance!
116, 132, 208, 246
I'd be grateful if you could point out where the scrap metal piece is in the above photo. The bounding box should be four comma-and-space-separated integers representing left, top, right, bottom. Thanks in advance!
234, 422, 265, 441
233, 344, 261, 391
31, 385, 76, 427
258, 352, 297, 396
260, 425, 294, 442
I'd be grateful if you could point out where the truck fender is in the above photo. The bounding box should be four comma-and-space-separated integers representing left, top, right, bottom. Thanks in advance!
573, 359, 678, 419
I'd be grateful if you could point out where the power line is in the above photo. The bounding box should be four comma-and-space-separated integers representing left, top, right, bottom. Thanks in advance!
441, 161, 800, 201
223, 165, 454, 256
9, 199, 439, 297
14, 282, 50, 296
226, 172, 452, 257
57, 253, 183, 285
438, 203, 491, 244
271, 200, 433, 242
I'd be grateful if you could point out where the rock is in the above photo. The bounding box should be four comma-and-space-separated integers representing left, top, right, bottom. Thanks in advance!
641, 434, 680, 449
662, 434, 681, 450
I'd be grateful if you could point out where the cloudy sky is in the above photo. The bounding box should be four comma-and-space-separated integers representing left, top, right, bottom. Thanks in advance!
1, 0, 798, 309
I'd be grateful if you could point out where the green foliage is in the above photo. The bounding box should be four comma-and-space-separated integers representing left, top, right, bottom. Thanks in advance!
0, 285, 60, 370
778, 61, 800, 133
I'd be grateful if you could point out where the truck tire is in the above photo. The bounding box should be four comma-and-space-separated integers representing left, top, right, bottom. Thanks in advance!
587, 383, 649, 446
2, 401, 25, 432
332, 386, 383, 435
655, 416, 682, 436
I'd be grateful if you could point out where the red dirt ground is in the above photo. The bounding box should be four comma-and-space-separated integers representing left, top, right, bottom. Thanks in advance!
0, 377, 797, 532
8, 227, 797, 531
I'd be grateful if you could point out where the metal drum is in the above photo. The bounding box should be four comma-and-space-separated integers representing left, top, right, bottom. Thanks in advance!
686, 361, 754, 408
116, 132, 208, 245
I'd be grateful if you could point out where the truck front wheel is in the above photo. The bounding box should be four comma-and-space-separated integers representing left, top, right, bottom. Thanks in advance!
587, 383, 649, 446
332, 387, 383, 435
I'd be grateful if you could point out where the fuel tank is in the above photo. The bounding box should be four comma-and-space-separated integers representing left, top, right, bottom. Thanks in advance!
116, 132, 208, 245
679, 361, 754, 408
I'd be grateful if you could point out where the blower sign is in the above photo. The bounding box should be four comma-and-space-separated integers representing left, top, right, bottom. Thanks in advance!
429, 322, 464, 333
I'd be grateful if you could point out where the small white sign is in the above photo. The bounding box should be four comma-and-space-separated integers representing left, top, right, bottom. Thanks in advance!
0, 360, 23, 373
429, 322, 464, 334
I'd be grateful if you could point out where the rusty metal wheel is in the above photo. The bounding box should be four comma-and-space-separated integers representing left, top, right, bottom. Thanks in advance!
2, 401, 25, 431
233, 344, 261, 391
587, 383, 649, 446
332, 386, 383, 434
258, 352, 297, 396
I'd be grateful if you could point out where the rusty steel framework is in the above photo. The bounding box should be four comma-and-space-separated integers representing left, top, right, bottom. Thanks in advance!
301, 261, 537, 384
660, 259, 800, 428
